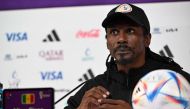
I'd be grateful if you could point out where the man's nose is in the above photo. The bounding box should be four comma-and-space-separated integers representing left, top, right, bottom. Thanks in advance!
117, 32, 127, 44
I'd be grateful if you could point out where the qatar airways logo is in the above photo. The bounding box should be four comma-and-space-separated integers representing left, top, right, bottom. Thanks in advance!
76, 29, 100, 38
39, 50, 63, 60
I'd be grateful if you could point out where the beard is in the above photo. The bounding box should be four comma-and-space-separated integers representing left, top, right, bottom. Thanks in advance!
113, 44, 135, 65
115, 54, 133, 65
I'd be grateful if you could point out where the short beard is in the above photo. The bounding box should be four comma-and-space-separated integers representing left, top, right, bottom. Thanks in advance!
115, 54, 133, 65
113, 44, 134, 65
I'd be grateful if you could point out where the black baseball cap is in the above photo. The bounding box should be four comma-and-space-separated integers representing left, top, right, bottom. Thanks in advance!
102, 4, 150, 34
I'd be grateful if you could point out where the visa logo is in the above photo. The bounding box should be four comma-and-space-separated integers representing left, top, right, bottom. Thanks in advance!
41, 71, 63, 80
6, 32, 28, 42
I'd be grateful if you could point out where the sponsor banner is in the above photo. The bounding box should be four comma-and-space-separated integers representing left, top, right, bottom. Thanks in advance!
0, 0, 190, 10
0, 2, 190, 109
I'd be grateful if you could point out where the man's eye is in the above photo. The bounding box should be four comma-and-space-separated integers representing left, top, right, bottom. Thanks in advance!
126, 28, 135, 34
110, 29, 119, 36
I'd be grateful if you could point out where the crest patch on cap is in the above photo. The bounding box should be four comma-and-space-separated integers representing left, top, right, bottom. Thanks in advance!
115, 4, 132, 13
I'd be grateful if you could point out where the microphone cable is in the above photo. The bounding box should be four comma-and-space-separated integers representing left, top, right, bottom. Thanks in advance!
54, 81, 86, 105
55, 54, 113, 105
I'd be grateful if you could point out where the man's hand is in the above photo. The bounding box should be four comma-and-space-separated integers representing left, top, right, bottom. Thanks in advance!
77, 86, 110, 109
99, 99, 131, 109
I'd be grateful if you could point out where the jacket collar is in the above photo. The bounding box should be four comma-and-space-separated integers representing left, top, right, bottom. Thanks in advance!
107, 58, 152, 89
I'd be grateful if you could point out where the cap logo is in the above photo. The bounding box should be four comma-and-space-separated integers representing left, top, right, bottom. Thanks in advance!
115, 4, 132, 13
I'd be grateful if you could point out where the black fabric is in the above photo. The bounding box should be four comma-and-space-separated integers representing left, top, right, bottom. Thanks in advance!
102, 4, 150, 34
64, 49, 190, 109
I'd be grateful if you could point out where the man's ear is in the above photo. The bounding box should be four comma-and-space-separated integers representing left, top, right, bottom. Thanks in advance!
145, 33, 151, 47
106, 35, 110, 50
107, 41, 109, 50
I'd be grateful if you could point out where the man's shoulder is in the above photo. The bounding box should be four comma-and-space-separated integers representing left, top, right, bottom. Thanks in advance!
178, 70, 190, 83
147, 48, 182, 70
147, 48, 190, 83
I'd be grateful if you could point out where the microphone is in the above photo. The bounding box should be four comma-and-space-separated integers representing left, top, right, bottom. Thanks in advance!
54, 81, 86, 105
55, 54, 113, 105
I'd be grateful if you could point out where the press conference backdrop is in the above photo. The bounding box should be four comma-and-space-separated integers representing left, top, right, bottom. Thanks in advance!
0, 0, 190, 108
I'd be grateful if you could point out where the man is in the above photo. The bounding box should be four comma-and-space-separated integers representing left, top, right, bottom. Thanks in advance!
64, 4, 190, 109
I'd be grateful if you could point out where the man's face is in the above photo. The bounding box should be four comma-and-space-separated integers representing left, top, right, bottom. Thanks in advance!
106, 20, 150, 65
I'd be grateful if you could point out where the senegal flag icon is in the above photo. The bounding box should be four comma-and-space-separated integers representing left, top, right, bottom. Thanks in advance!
21, 93, 35, 104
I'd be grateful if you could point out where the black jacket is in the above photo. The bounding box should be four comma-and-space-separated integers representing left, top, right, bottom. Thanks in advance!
64, 48, 190, 109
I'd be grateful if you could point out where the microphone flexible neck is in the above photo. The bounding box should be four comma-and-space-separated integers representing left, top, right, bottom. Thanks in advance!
54, 81, 86, 105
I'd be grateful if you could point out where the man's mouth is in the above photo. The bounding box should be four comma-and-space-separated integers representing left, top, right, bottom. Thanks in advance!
115, 45, 131, 53
113, 44, 134, 57
116, 49, 131, 54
